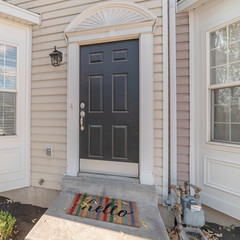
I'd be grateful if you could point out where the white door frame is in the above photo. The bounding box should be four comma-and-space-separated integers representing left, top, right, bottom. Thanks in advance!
189, 0, 240, 219
65, 2, 157, 185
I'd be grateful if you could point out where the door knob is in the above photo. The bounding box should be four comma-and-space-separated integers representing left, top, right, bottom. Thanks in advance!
80, 111, 85, 131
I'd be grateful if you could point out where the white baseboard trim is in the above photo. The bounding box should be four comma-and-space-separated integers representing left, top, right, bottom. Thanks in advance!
201, 192, 240, 221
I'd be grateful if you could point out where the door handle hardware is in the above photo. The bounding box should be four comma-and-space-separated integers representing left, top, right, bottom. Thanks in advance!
80, 111, 85, 131
80, 102, 85, 109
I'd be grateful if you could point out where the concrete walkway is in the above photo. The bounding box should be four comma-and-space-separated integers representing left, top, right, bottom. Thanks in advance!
26, 175, 169, 240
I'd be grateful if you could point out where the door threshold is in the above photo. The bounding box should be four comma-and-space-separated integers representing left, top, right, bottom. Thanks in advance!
80, 159, 138, 177
77, 172, 140, 183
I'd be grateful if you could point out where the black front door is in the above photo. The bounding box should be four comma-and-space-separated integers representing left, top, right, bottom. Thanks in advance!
80, 40, 139, 164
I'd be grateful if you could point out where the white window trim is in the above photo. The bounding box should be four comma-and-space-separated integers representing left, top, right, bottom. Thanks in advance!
65, 2, 157, 185
206, 18, 240, 151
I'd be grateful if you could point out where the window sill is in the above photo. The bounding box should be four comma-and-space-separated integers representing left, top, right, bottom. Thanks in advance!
205, 140, 240, 154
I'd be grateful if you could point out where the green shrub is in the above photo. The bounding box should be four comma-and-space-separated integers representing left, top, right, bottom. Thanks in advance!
0, 211, 16, 240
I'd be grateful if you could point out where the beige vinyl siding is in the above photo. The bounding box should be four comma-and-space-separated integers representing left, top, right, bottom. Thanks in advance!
5, 0, 163, 198
176, 12, 190, 185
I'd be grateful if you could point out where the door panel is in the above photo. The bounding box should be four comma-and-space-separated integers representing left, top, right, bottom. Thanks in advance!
80, 40, 139, 164
0, 21, 29, 192
89, 75, 103, 112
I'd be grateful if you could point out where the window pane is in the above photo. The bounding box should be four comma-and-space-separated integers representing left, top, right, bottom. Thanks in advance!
229, 41, 240, 63
212, 87, 240, 144
210, 20, 240, 85
0, 92, 16, 136
210, 47, 227, 67
214, 123, 229, 141
210, 27, 227, 49
210, 20, 240, 145
214, 88, 231, 104
0, 44, 4, 59
232, 87, 240, 104
5, 75, 16, 90
0, 72, 3, 89
5, 45, 17, 61
229, 63, 240, 83
229, 21, 240, 43
0, 48, 4, 88
211, 66, 227, 84
231, 124, 240, 142
0, 44, 17, 90
214, 105, 230, 122
231, 105, 240, 122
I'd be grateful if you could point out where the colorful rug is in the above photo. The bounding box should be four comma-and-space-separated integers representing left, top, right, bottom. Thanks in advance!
66, 193, 140, 228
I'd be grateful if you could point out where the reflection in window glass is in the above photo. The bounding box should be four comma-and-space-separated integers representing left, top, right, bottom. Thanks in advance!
212, 87, 240, 144
210, 47, 227, 68
0, 44, 17, 90
210, 21, 240, 85
0, 43, 17, 136
0, 92, 16, 136
229, 63, 240, 82
229, 42, 240, 63
210, 27, 227, 49
229, 21, 240, 43
210, 20, 240, 144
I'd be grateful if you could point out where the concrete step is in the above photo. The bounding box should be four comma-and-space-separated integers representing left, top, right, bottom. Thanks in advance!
62, 175, 158, 205
26, 175, 169, 240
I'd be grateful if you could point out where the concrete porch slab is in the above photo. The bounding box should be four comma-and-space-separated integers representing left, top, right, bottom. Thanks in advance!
26, 176, 169, 240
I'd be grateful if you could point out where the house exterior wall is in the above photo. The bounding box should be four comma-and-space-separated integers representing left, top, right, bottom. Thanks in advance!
176, 12, 190, 185
5, 0, 164, 200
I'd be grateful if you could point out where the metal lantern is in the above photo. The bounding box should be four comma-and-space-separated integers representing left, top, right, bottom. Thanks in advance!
49, 46, 62, 67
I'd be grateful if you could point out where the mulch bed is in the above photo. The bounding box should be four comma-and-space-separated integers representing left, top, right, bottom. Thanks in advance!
167, 222, 240, 240
201, 222, 240, 240
0, 196, 47, 240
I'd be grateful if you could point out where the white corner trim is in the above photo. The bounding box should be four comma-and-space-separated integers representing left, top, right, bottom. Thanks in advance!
66, 2, 156, 185
169, 0, 177, 185
189, 10, 196, 185
162, 0, 169, 201
139, 33, 155, 185
66, 42, 80, 176
0, 1, 41, 25
25, 27, 32, 187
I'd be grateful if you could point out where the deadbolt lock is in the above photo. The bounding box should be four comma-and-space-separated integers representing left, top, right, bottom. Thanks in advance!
80, 102, 85, 109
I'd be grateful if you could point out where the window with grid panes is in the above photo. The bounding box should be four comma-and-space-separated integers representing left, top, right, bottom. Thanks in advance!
0, 43, 17, 136
210, 20, 240, 144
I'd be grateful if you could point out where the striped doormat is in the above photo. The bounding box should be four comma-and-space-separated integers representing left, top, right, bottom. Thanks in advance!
66, 193, 140, 228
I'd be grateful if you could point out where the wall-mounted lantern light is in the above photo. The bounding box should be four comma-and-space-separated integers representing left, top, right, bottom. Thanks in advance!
49, 46, 62, 67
